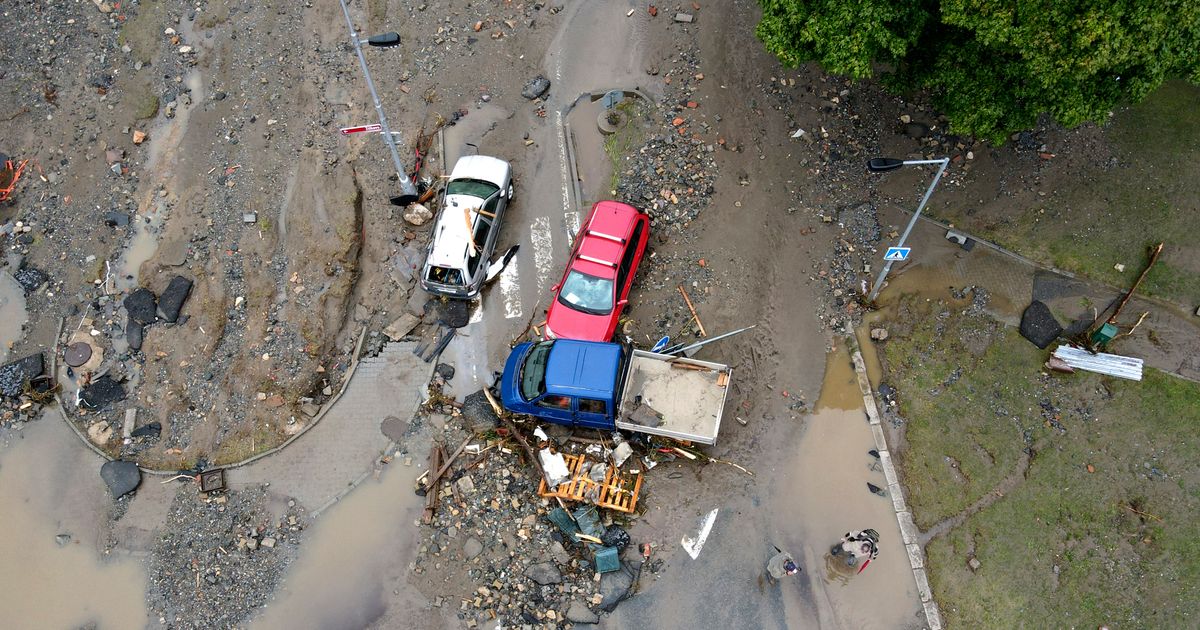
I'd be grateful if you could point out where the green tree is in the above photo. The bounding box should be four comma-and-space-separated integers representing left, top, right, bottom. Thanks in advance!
756, 0, 1200, 143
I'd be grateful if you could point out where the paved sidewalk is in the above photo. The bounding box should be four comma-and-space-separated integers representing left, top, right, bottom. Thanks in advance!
878, 206, 1200, 381
227, 341, 432, 511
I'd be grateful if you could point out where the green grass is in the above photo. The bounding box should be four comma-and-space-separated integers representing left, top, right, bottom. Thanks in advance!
926, 80, 1200, 307
603, 100, 648, 192
883, 296, 1200, 628
117, 0, 166, 65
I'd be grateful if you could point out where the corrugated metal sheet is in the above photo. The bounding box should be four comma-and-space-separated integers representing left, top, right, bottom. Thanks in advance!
1053, 345, 1143, 381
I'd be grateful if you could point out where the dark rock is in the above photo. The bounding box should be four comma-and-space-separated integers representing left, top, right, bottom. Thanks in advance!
521, 75, 551, 100
1019, 300, 1062, 349
157, 276, 192, 322
903, 122, 930, 139
100, 460, 141, 499
130, 422, 162, 439
463, 537, 483, 560
524, 562, 562, 585
104, 211, 130, 227
598, 561, 636, 611
434, 363, 455, 380
566, 601, 599, 624
0, 353, 44, 397
124, 288, 158, 325
601, 526, 631, 551
81, 376, 126, 410
461, 390, 499, 432
13, 267, 48, 295
127, 321, 144, 351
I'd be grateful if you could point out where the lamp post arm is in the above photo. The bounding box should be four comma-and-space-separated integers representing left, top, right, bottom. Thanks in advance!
866, 157, 950, 302
338, 0, 418, 204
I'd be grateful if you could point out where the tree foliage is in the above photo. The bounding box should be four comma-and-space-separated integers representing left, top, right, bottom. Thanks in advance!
756, 0, 1200, 143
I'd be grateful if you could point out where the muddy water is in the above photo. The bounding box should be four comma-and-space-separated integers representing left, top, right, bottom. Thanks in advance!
783, 350, 924, 629
0, 270, 28, 362
249, 444, 445, 629
0, 415, 149, 628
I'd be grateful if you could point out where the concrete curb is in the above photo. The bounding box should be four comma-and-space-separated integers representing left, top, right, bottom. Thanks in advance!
846, 331, 944, 630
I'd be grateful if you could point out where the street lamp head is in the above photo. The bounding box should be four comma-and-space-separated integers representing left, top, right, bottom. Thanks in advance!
866, 157, 904, 173
367, 32, 401, 47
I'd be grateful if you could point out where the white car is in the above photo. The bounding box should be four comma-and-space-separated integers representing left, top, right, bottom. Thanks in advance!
420, 155, 514, 298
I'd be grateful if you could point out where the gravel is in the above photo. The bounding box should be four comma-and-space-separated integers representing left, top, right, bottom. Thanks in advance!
147, 485, 307, 629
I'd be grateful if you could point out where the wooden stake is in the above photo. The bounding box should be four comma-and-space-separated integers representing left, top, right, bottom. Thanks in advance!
677, 285, 707, 337
1107, 242, 1164, 325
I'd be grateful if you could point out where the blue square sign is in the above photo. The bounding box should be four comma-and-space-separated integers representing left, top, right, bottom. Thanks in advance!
883, 247, 911, 261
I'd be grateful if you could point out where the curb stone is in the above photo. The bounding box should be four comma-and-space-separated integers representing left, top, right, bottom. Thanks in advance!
847, 330, 944, 630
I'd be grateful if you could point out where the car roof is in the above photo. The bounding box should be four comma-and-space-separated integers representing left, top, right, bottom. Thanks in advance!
570, 201, 642, 277
449, 155, 510, 187
545, 340, 621, 398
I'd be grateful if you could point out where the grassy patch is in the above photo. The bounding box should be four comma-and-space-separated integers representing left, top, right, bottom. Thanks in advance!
118, 0, 166, 65
212, 420, 284, 465
130, 86, 160, 121
882, 296, 1200, 627
603, 100, 649, 192
928, 80, 1200, 307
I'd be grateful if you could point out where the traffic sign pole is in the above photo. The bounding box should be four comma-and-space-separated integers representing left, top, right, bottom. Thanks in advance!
337, 0, 418, 205
867, 157, 950, 303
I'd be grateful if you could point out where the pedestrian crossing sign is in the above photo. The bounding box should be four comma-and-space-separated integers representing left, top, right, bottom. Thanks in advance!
883, 247, 911, 261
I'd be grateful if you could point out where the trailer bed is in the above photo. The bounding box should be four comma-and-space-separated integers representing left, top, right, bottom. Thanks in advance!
615, 350, 731, 445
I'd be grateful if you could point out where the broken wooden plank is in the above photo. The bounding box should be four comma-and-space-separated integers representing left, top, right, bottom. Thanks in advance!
678, 285, 707, 337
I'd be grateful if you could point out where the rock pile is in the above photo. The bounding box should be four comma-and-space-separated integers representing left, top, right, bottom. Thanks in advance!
148, 485, 307, 629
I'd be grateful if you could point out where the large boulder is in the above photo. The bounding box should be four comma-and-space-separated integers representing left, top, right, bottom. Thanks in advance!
124, 288, 157, 325
461, 390, 499, 432
521, 75, 551, 100
0, 353, 44, 397
100, 460, 141, 499
1020, 300, 1062, 349
157, 275, 193, 322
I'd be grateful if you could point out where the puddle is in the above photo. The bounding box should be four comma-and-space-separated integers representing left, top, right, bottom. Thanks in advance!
114, 68, 205, 291
784, 350, 923, 629
815, 346, 864, 411
0, 270, 28, 362
0, 416, 148, 628
249, 444, 439, 629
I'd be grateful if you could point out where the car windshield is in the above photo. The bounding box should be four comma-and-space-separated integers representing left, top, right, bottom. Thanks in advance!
558, 269, 614, 315
446, 178, 499, 200
426, 265, 464, 286
520, 341, 553, 401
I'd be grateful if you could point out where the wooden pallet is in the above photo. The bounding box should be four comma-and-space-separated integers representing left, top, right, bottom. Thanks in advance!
537, 453, 643, 513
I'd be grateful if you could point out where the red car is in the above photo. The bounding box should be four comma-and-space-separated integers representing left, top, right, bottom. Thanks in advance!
545, 201, 651, 342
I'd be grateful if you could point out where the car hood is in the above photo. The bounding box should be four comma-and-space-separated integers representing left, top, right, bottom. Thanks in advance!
449, 155, 510, 187
426, 192, 483, 270
545, 300, 613, 342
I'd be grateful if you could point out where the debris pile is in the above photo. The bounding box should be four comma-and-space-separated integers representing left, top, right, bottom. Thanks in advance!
148, 484, 307, 628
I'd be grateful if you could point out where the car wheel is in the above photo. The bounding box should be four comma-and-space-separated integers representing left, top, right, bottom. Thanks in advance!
508, 183, 514, 198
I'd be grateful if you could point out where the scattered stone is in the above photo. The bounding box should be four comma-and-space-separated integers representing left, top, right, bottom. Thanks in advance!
968, 556, 982, 571
126, 321, 145, 351
132, 130, 147, 144
460, 390, 500, 432
870, 328, 889, 341
261, 537, 276, 549
300, 403, 320, 417
131, 422, 162, 439
124, 288, 158, 325
403, 203, 433, 226
434, 363, 455, 380
1019, 300, 1062, 349
525, 562, 563, 585
87, 420, 114, 444
598, 561, 635, 611
0, 353, 44, 397
463, 537, 483, 560
80, 375, 127, 410
674, 12, 694, 23
55, 534, 72, 546
100, 460, 141, 499
566, 600, 599, 624
157, 275, 193, 322
104, 211, 131, 227
521, 75, 551, 100
456, 475, 476, 494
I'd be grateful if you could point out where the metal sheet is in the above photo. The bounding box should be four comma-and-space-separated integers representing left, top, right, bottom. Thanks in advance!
1052, 345, 1143, 381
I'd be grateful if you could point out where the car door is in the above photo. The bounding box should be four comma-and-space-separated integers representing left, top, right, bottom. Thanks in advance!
616, 219, 646, 303
574, 397, 611, 430
534, 393, 574, 425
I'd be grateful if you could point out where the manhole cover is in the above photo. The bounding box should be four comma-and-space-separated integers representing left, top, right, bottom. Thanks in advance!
64, 342, 93, 367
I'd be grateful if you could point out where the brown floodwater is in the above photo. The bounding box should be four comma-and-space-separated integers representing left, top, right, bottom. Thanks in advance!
0, 415, 149, 629
782, 349, 924, 629
249, 441, 449, 630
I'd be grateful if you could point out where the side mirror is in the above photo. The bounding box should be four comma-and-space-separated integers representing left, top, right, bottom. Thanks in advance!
552, 284, 560, 293
367, 32, 401, 47
618, 299, 628, 306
